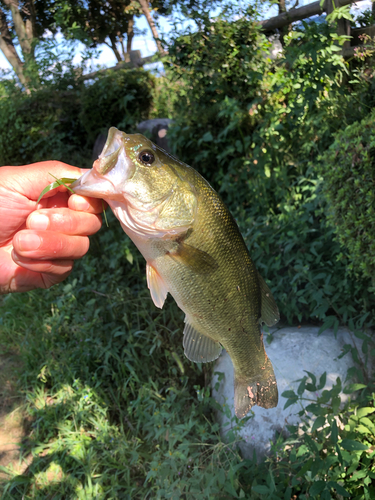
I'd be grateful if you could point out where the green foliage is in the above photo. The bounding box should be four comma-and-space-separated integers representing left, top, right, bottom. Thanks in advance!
150, 70, 183, 119
165, 15, 375, 325
352, 8, 375, 28
0, 217, 249, 498
318, 110, 375, 282
0, 68, 154, 166
1, 220, 374, 498
80, 69, 155, 142
0, 83, 89, 167
166, 8, 270, 187
268, 367, 375, 500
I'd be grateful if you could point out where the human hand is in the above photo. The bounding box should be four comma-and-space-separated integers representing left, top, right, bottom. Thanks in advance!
0, 161, 103, 293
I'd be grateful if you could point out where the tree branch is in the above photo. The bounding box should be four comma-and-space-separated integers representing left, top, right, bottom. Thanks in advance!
127, 15, 134, 53
260, 0, 363, 31
0, 7, 30, 91
22, 0, 37, 52
108, 33, 122, 62
2, 0, 33, 57
138, 0, 164, 55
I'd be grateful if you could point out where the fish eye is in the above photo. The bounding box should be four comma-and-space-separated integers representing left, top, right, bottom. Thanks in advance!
138, 150, 155, 165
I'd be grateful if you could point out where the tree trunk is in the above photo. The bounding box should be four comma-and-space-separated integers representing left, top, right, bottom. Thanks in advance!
108, 33, 122, 62
278, 0, 290, 44
138, 0, 164, 55
22, 0, 37, 56
3, 0, 35, 58
127, 15, 134, 53
0, 7, 30, 92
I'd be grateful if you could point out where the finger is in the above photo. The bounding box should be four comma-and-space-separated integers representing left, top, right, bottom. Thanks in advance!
0, 246, 72, 293
0, 162, 84, 202
12, 230, 90, 260
26, 208, 102, 236
68, 194, 106, 214
10, 266, 73, 292
11, 250, 74, 276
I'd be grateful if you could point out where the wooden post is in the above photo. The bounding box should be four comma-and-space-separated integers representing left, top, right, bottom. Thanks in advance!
325, 0, 351, 49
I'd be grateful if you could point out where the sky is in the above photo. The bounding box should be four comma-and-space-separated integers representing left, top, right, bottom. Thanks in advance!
0, 0, 372, 72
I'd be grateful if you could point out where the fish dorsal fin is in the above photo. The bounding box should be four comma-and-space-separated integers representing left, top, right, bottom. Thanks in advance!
146, 263, 168, 309
168, 242, 219, 275
183, 320, 222, 363
257, 271, 280, 327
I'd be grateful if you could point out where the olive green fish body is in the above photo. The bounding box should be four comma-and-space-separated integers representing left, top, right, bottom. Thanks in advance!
145, 171, 277, 416
71, 128, 279, 417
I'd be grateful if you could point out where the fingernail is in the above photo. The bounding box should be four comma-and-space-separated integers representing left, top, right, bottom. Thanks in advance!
17, 233, 41, 252
28, 213, 49, 230
73, 197, 90, 211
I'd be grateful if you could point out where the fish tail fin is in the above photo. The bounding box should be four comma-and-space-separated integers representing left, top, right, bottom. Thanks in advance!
234, 357, 278, 418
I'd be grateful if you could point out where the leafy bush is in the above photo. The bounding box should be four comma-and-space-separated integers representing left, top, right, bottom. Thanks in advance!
166, 8, 270, 191
0, 83, 89, 167
80, 68, 155, 142
352, 8, 375, 28
164, 14, 375, 326
318, 111, 375, 282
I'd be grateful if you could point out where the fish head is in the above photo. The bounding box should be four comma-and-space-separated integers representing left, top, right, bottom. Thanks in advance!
72, 127, 197, 237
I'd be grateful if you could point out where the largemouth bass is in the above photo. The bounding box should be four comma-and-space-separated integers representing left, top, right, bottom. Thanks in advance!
72, 127, 279, 417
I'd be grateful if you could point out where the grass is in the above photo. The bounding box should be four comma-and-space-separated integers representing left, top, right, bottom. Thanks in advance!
0, 216, 374, 499
0, 219, 248, 498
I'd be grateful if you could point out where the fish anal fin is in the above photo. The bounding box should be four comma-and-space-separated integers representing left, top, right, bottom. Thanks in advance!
168, 242, 218, 275
234, 356, 278, 418
257, 271, 280, 327
146, 263, 168, 309
183, 320, 222, 363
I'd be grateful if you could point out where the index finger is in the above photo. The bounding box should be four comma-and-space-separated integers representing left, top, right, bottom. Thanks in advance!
68, 194, 106, 214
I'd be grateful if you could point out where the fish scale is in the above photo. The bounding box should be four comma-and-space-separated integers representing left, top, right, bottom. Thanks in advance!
71, 127, 279, 418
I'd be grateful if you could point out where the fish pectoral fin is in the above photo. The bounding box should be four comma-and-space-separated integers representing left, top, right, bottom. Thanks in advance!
183, 320, 222, 363
146, 263, 168, 309
257, 271, 280, 327
168, 242, 218, 275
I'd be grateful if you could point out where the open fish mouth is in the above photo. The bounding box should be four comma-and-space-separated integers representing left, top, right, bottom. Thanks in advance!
71, 128, 135, 199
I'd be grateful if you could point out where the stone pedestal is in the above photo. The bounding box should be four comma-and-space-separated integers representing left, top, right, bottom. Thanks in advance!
211, 326, 369, 459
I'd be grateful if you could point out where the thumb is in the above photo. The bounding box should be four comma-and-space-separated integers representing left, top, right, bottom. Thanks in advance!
1, 161, 87, 202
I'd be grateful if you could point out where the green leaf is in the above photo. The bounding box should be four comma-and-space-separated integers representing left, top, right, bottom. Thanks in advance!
327, 481, 350, 497
297, 457, 314, 477
343, 383, 367, 394
281, 390, 297, 399
312, 415, 325, 433
201, 131, 213, 142
318, 316, 336, 335
310, 480, 326, 496
357, 407, 375, 418
330, 418, 338, 444
102, 200, 109, 227
252, 485, 269, 494
317, 372, 327, 390
37, 176, 78, 203
340, 439, 368, 451
304, 371, 317, 387
283, 397, 298, 409
297, 376, 307, 395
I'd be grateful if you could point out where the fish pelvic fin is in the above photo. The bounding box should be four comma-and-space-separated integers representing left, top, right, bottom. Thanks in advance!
146, 263, 168, 309
234, 357, 278, 418
183, 320, 222, 363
